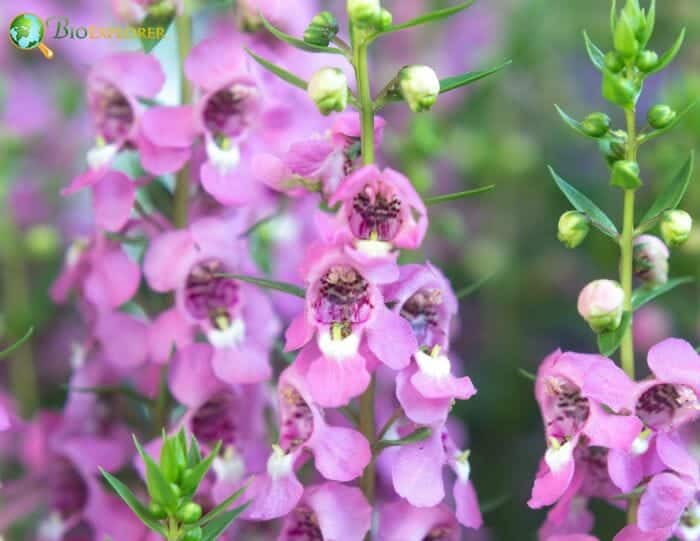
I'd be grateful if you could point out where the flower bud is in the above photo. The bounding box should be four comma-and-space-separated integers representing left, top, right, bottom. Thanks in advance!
604, 51, 625, 73
633, 235, 669, 285
176, 502, 203, 524
602, 70, 640, 110
610, 160, 642, 190
148, 501, 167, 520
377, 8, 392, 30
557, 211, 589, 248
24, 225, 60, 260
577, 279, 625, 333
303, 11, 339, 47
613, 12, 640, 59
660, 210, 693, 247
183, 526, 203, 541
636, 50, 658, 72
599, 131, 627, 165
647, 104, 677, 130
307, 68, 348, 115
581, 112, 611, 138
346, 0, 381, 26
399, 65, 440, 113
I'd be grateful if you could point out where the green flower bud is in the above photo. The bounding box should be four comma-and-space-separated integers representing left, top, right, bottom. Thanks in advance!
377, 8, 392, 30
636, 50, 658, 72
346, 0, 381, 26
610, 160, 642, 190
303, 11, 339, 47
183, 526, 203, 541
602, 70, 640, 109
598, 130, 627, 165
399, 65, 440, 113
557, 211, 590, 248
176, 502, 203, 524
604, 51, 625, 73
170, 482, 182, 499
613, 11, 640, 59
647, 104, 677, 130
307, 68, 348, 115
660, 210, 693, 247
148, 0, 176, 19
581, 112, 611, 138
148, 501, 168, 520
24, 225, 60, 260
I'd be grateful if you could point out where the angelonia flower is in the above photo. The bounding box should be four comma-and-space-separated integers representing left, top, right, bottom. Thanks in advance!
558, 211, 590, 249
399, 65, 441, 113
660, 210, 693, 247
308, 68, 349, 115
577, 279, 625, 333
633, 235, 669, 285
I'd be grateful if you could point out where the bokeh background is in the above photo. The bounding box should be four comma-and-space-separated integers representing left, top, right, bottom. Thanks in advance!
1, 0, 699, 539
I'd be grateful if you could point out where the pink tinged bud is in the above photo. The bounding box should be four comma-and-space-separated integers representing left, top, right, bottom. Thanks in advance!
577, 279, 625, 333
307, 68, 348, 115
633, 235, 669, 285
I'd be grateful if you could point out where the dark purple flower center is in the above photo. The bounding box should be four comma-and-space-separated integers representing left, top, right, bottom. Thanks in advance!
184, 259, 239, 326
203, 83, 258, 140
63, 521, 95, 541
400, 288, 445, 348
280, 385, 314, 452
635, 383, 698, 430
544, 377, 590, 439
89, 80, 134, 144
191, 391, 238, 446
423, 526, 454, 541
348, 185, 403, 242
48, 457, 88, 519
312, 265, 373, 326
279, 505, 323, 541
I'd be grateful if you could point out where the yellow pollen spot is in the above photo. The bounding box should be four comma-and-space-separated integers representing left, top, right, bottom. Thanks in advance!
96, 135, 106, 147
456, 449, 471, 463
215, 314, 230, 330
220, 136, 232, 150
331, 323, 344, 341
430, 344, 442, 357
548, 436, 562, 450
369, 230, 379, 241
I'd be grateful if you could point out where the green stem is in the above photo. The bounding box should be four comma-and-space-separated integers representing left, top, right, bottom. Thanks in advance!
173, 14, 193, 229
359, 377, 376, 503
619, 105, 637, 380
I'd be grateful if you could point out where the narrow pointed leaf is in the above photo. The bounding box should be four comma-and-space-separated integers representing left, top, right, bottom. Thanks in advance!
518, 368, 537, 382
139, 12, 174, 53
610, 0, 617, 35
648, 28, 686, 75
181, 441, 222, 495
641, 0, 656, 46
376, 427, 431, 451
639, 152, 694, 224
439, 61, 511, 94
424, 185, 495, 205
456, 271, 497, 299
201, 503, 250, 541
67, 385, 155, 405
376, 0, 476, 35
133, 436, 178, 510
100, 469, 166, 535
632, 277, 694, 310
194, 485, 247, 527
549, 167, 619, 238
583, 31, 606, 71
187, 435, 202, 467
639, 100, 698, 144
217, 273, 306, 298
554, 105, 600, 140
259, 12, 344, 55
0, 326, 33, 359
246, 49, 308, 91
480, 493, 511, 514
597, 311, 631, 356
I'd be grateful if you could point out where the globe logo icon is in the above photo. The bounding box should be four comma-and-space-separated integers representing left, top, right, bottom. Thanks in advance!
9, 13, 54, 59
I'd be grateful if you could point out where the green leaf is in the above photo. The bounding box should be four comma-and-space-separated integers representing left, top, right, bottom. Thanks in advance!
583, 31, 606, 71
139, 12, 175, 53
105, 232, 148, 246
194, 485, 247, 527
597, 311, 632, 356
439, 60, 511, 94
100, 469, 166, 535
160, 437, 179, 484
133, 435, 178, 511
181, 441, 222, 495
67, 385, 155, 406
518, 368, 537, 382
259, 12, 345, 55
200, 503, 250, 541
216, 273, 306, 298
480, 493, 511, 514
631, 276, 694, 310
610, 0, 617, 35
187, 435, 202, 467
640, 0, 656, 47
0, 326, 33, 359
246, 49, 308, 92
455, 271, 497, 299
639, 100, 698, 144
648, 28, 686, 75
375, 427, 431, 451
554, 105, 600, 140
424, 184, 495, 205
639, 151, 694, 224
375, 0, 476, 36
549, 166, 619, 238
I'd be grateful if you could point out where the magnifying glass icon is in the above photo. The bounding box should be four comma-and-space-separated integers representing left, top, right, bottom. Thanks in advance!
8, 13, 54, 59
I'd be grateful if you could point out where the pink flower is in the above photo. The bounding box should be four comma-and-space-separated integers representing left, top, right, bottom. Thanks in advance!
378, 500, 461, 541
284, 243, 416, 406
529, 349, 642, 509
255, 112, 385, 197
637, 472, 695, 533
277, 483, 372, 541
144, 216, 280, 384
